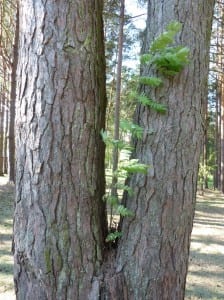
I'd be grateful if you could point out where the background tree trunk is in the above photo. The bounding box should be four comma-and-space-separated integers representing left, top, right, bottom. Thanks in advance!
115, 1, 215, 299
0, 107, 3, 176
8, 3, 19, 183
111, 0, 125, 202
14, 1, 107, 299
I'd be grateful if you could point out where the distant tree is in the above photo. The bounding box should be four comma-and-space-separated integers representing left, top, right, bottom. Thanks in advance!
8, 2, 19, 182
0, 0, 17, 178
210, 0, 224, 192
111, 0, 125, 201
104, 0, 139, 128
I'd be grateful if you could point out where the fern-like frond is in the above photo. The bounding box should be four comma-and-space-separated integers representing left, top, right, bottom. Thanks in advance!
175, 47, 190, 64
106, 231, 122, 242
150, 32, 174, 53
115, 183, 134, 196
139, 76, 163, 87
140, 53, 152, 65
106, 195, 118, 206
120, 119, 143, 139
120, 159, 149, 174
136, 94, 167, 113
117, 205, 134, 217
150, 21, 182, 53
166, 21, 182, 33
151, 46, 189, 76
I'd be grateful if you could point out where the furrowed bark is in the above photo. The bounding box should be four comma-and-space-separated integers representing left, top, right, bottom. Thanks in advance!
115, 1, 215, 299
14, 1, 107, 299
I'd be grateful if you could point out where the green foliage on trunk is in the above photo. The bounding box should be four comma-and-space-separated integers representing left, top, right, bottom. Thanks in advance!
137, 21, 189, 112
103, 21, 189, 244
101, 127, 149, 242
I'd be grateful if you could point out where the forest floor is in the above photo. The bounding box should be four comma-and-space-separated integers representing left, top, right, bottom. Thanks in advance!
185, 189, 224, 300
0, 176, 14, 300
0, 176, 224, 299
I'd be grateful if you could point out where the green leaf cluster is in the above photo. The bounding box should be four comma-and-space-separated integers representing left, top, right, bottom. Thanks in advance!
139, 76, 163, 87
105, 231, 122, 243
136, 94, 167, 114
141, 21, 190, 77
102, 128, 149, 237
115, 183, 133, 196
136, 21, 190, 114
117, 205, 134, 217
103, 20, 190, 245
151, 47, 190, 76
120, 119, 143, 139
150, 21, 182, 53
101, 129, 132, 151
120, 159, 149, 175
103, 195, 118, 206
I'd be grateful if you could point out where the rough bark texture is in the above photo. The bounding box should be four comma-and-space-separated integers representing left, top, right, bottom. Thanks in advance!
114, 1, 215, 299
14, 0, 215, 299
14, 1, 107, 299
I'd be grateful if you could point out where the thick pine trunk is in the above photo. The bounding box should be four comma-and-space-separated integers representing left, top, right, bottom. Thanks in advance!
14, 1, 107, 299
114, 1, 215, 299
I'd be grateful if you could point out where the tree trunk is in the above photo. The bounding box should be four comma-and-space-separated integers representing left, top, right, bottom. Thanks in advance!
8, 2, 19, 183
14, 1, 107, 299
216, 75, 221, 190
214, 1, 224, 192
111, 0, 125, 202
3, 86, 8, 174
115, 1, 215, 299
0, 76, 5, 176
220, 79, 224, 192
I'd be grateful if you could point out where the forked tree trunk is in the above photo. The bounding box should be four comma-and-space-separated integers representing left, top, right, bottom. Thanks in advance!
14, 1, 107, 299
14, 0, 215, 299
